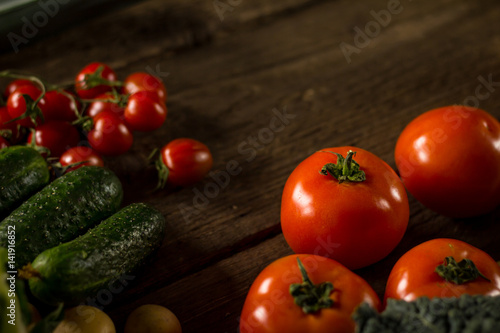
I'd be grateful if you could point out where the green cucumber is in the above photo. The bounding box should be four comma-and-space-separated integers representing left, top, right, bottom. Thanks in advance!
28, 203, 165, 305
0, 146, 50, 219
0, 166, 123, 268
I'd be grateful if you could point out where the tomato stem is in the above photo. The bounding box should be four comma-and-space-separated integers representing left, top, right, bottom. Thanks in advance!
76, 66, 123, 90
435, 256, 490, 284
79, 89, 129, 107
289, 257, 334, 314
319, 150, 366, 183
18, 263, 42, 280
57, 89, 85, 119
149, 148, 170, 190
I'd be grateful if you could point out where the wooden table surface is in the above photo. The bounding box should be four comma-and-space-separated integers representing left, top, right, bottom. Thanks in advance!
1, 0, 500, 332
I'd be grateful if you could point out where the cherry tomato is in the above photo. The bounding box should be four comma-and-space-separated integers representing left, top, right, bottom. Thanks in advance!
39, 90, 80, 122
28, 121, 80, 157
60, 146, 104, 172
280, 147, 409, 270
159, 138, 213, 187
87, 110, 133, 155
75, 62, 118, 99
124, 91, 167, 131
240, 254, 381, 333
3, 79, 38, 99
85, 92, 125, 118
7, 85, 43, 128
384, 238, 500, 303
395, 106, 500, 218
123, 72, 167, 102
0, 106, 20, 143
0, 137, 9, 149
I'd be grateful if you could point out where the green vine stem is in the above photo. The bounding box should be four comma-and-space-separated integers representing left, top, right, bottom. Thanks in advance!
76, 66, 123, 90
0, 70, 47, 126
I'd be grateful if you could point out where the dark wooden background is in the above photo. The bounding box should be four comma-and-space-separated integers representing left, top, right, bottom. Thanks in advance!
1, 0, 500, 332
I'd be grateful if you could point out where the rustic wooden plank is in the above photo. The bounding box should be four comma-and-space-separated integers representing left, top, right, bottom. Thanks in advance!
0, 0, 318, 77
107, 0, 500, 289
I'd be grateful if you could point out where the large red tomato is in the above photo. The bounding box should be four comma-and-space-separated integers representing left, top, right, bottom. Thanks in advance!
280, 146, 409, 270
384, 238, 500, 303
240, 254, 381, 333
395, 106, 500, 218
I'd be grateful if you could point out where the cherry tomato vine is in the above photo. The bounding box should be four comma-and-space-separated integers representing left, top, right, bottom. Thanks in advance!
0, 62, 212, 187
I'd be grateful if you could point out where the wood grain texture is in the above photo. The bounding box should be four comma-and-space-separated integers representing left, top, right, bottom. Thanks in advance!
1, 0, 500, 332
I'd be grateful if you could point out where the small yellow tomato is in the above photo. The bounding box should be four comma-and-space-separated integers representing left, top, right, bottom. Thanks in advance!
53, 305, 115, 333
124, 304, 182, 333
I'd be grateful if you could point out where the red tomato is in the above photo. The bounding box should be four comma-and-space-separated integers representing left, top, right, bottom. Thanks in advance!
6, 85, 43, 127
0, 137, 9, 149
60, 146, 104, 172
75, 62, 118, 99
280, 147, 409, 270
124, 91, 167, 131
3, 79, 38, 99
28, 121, 80, 157
38, 90, 80, 122
395, 106, 500, 218
85, 92, 125, 118
122, 72, 167, 102
240, 254, 381, 333
0, 106, 20, 143
159, 138, 213, 187
384, 238, 500, 303
87, 110, 133, 155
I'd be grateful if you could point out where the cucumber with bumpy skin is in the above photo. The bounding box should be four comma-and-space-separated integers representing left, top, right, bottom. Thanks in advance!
0, 166, 123, 268
28, 203, 165, 305
0, 146, 50, 219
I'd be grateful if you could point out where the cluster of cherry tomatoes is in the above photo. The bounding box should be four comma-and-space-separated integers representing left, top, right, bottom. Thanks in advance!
1, 62, 167, 164
240, 105, 500, 333
0, 62, 213, 186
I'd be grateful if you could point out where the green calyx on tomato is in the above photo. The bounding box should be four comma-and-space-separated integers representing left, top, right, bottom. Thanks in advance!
319, 150, 366, 183
435, 256, 490, 285
289, 257, 334, 314
0, 128, 13, 140
77, 66, 122, 91
150, 148, 170, 190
